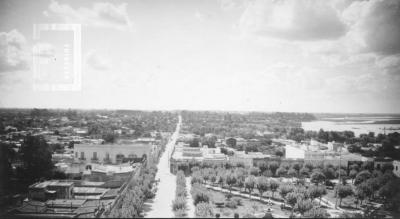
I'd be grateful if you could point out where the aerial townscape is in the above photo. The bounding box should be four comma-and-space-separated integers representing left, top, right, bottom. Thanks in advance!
1, 109, 400, 218
1, 0, 400, 218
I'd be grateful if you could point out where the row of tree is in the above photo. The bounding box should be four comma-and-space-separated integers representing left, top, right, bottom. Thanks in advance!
172, 171, 188, 217
191, 167, 330, 218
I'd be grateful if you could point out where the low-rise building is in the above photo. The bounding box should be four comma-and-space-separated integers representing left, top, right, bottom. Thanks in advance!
74, 143, 155, 164
229, 151, 279, 167
29, 181, 74, 201
374, 157, 393, 170
170, 143, 228, 173
285, 145, 305, 159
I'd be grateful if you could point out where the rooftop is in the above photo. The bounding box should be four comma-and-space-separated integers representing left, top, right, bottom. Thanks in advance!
91, 163, 135, 174
30, 180, 74, 189
45, 199, 86, 208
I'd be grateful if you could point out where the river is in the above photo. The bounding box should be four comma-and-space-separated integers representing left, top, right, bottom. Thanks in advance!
302, 115, 400, 136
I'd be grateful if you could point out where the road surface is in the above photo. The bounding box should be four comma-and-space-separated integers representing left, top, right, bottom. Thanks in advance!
144, 115, 181, 218
186, 177, 195, 218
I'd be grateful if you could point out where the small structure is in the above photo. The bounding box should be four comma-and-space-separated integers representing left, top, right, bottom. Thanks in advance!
29, 181, 74, 201
374, 157, 393, 170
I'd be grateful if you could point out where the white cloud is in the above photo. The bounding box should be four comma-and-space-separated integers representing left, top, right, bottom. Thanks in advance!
0, 29, 29, 73
47, 0, 133, 31
194, 11, 212, 22
376, 55, 400, 76
311, 0, 400, 69
219, 0, 247, 11
342, 0, 400, 55
239, 0, 347, 41
86, 51, 111, 71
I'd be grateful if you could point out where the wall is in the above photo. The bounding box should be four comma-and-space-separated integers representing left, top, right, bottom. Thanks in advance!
74, 143, 154, 164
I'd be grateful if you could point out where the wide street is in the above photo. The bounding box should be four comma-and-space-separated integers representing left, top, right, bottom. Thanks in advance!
144, 115, 181, 218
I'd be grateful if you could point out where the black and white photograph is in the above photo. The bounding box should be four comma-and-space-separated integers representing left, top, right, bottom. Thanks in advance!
1, 0, 400, 218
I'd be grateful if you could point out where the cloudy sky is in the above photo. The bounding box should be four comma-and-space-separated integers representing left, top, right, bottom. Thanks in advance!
0, 0, 399, 113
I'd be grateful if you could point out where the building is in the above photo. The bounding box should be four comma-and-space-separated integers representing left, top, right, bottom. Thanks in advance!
393, 160, 400, 177
172, 143, 228, 162
327, 141, 343, 152
29, 181, 74, 201
74, 143, 155, 164
228, 151, 279, 167
285, 145, 305, 159
374, 157, 393, 170
170, 143, 228, 173
84, 163, 136, 182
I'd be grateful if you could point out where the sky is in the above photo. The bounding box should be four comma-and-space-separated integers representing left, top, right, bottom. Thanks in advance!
0, 0, 399, 113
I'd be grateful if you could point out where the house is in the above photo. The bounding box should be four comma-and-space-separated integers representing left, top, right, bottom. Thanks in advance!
29, 181, 74, 201
374, 157, 393, 170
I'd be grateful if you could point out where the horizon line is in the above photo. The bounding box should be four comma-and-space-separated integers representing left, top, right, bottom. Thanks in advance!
1, 107, 400, 115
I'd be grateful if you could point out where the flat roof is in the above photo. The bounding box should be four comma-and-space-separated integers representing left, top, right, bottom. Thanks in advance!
46, 199, 86, 208
30, 180, 74, 189
80, 181, 104, 187
73, 187, 108, 194
91, 164, 134, 174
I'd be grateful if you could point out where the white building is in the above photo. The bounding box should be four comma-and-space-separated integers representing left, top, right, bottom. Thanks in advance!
285, 145, 305, 159
74, 143, 155, 164
171, 143, 228, 163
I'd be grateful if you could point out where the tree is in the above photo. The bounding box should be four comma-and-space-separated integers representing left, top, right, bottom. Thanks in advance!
287, 168, 298, 178
201, 168, 211, 183
300, 167, 310, 177
0, 143, 15, 195
295, 199, 313, 215
191, 171, 204, 185
381, 163, 394, 173
234, 168, 246, 192
304, 207, 329, 218
311, 171, 326, 185
378, 178, 400, 209
308, 185, 320, 200
269, 180, 279, 198
249, 167, 260, 176
355, 182, 371, 208
268, 161, 279, 176
349, 169, 358, 184
354, 170, 371, 185
192, 184, 211, 205
256, 176, 269, 200
258, 161, 269, 173
225, 173, 237, 194
286, 192, 298, 213
335, 185, 353, 206
190, 138, 200, 147
276, 167, 287, 177
103, 132, 117, 143
245, 175, 256, 198
20, 135, 54, 183
195, 202, 214, 217
263, 169, 273, 177
279, 183, 294, 201
323, 167, 336, 180
317, 186, 327, 204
